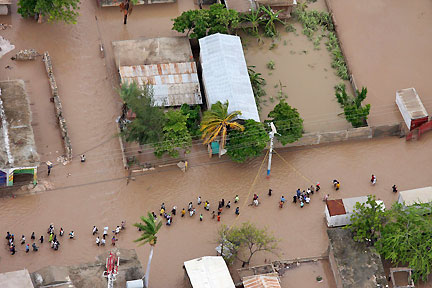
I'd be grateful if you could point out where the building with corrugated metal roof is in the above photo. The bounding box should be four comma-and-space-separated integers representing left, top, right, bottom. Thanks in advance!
113, 37, 203, 107
242, 275, 281, 288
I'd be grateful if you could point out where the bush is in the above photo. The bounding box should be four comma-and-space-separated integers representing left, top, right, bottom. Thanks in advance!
180, 104, 201, 137
266, 100, 303, 145
172, 4, 240, 39
335, 83, 370, 128
226, 120, 269, 163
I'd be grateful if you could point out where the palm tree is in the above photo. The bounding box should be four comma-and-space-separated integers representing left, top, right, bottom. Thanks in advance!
200, 101, 244, 150
134, 212, 162, 288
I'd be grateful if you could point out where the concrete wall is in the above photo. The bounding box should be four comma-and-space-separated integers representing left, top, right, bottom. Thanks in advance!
274, 123, 402, 149
42, 52, 73, 160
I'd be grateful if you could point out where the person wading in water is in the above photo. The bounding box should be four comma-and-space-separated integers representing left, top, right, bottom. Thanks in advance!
120, 0, 133, 25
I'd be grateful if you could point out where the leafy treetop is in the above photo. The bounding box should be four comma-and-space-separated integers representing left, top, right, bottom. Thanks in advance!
172, 4, 240, 39
18, 0, 81, 24
154, 109, 192, 158
345, 195, 386, 245
119, 82, 165, 145
226, 120, 269, 163
266, 100, 303, 145
218, 222, 279, 267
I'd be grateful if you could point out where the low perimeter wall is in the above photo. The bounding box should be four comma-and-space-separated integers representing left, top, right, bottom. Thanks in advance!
43, 52, 73, 160
275, 123, 402, 149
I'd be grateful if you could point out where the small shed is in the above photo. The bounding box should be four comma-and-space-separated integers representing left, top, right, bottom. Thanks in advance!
396, 87, 429, 130
325, 196, 385, 227
184, 256, 235, 288
0, 80, 39, 187
199, 33, 260, 122
398, 186, 432, 207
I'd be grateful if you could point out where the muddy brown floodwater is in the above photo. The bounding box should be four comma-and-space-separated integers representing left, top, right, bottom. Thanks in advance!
327, 0, 432, 127
1, 1, 432, 288
242, 0, 352, 133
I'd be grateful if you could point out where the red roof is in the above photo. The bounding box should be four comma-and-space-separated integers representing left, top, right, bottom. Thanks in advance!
326, 199, 346, 216
243, 275, 281, 288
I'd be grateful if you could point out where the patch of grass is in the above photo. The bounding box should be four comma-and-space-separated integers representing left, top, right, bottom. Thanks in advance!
285, 23, 296, 33
326, 32, 349, 80
267, 60, 275, 70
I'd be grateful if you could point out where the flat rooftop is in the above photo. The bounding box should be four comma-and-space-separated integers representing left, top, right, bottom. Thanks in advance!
327, 228, 388, 288
396, 87, 428, 120
0, 269, 34, 288
0, 80, 39, 169
112, 37, 193, 69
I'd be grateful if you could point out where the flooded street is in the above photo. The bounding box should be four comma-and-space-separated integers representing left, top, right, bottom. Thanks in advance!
1, 132, 432, 287
1, 0, 432, 287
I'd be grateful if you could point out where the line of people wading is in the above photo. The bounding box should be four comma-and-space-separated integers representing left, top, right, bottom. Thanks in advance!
6, 221, 126, 255
151, 175, 399, 227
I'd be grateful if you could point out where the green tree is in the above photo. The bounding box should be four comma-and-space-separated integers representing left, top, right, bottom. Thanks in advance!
154, 110, 192, 158
345, 195, 387, 245
119, 82, 165, 145
172, 4, 240, 39
226, 120, 269, 163
335, 83, 370, 128
180, 104, 201, 137
18, 0, 80, 24
266, 100, 303, 145
376, 203, 432, 282
218, 222, 279, 267
134, 212, 163, 288
200, 101, 244, 150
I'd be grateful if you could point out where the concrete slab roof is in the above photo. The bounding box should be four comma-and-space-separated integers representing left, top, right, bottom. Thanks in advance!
0, 269, 34, 288
119, 62, 203, 106
327, 228, 388, 288
396, 87, 428, 119
112, 37, 193, 69
0, 80, 39, 169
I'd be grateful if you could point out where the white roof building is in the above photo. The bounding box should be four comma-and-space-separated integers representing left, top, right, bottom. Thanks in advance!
199, 33, 260, 122
184, 256, 235, 288
398, 186, 432, 206
325, 196, 385, 227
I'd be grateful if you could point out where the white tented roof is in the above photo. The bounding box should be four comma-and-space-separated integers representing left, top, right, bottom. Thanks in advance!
199, 33, 260, 122
398, 186, 432, 206
184, 256, 235, 288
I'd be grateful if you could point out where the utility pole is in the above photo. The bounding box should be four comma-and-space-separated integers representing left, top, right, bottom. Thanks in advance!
267, 122, 278, 179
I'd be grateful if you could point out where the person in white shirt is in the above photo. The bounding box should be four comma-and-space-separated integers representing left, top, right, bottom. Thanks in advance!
96, 237, 100, 246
